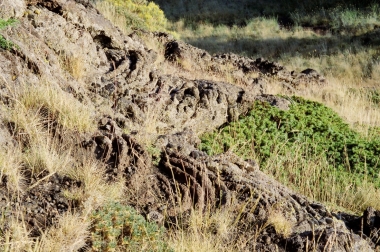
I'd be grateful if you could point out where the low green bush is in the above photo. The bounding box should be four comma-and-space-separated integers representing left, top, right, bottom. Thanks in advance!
201, 96, 380, 180
0, 18, 18, 50
90, 202, 171, 251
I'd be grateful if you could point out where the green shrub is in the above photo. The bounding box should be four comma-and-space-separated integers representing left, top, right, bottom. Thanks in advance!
292, 4, 380, 34
104, 0, 167, 31
0, 18, 18, 50
201, 96, 380, 180
90, 202, 171, 252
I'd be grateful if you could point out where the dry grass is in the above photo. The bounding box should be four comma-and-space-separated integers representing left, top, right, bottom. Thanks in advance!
63, 157, 125, 214
0, 216, 34, 252
36, 213, 89, 252
0, 147, 24, 195
0, 155, 125, 251
267, 211, 293, 238
7, 103, 46, 146
167, 208, 239, 252
0, 76, 100, 250
0, 215, 85, 252
14, 82, 95, 133
5, 81, 95, 145
171, 15, 380, 132
60, 54, 86, 81
23, 141, 72, 176
174, 17, 380, 86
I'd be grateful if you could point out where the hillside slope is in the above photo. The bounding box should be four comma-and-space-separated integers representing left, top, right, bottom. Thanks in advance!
0, 0, 379, 251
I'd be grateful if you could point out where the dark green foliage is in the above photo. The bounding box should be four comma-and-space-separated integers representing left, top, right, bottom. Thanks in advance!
153, 0, 378, 27
201, 96, 380, 180
0, 19, 18, 50
90, 202, 172, 252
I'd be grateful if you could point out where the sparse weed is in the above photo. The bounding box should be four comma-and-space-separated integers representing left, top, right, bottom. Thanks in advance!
147, 145, 161, 166
23, 141, 72, 176
59, 54, 85, 81
0, 216, 33, 252
0, 18, 18, 50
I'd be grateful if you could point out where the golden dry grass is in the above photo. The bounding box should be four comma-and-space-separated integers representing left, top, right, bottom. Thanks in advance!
36, 213, 89, 252
262, 140, 380, 213
167, 208, 238, 252
171, 15, 380, 132
0, 216, 34, 252
23, 141, 72, 176
63, 156, 126, 214
267, 211, 293, 238
0, 147, 24, 195
0, 77, 103, 250
15, 82, 95, 133
60, 54, 86, 81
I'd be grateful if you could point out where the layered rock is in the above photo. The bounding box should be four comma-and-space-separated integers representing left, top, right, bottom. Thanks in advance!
0, 0, 377, 251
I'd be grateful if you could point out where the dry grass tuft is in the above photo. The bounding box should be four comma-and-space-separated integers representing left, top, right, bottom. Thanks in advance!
267, 210, 293, 238
22, 141, 72, 176
350, 182, 380, 211
167, 205, 245, 252
0, 216, 33, 252
63, 157, 125, 214
60, 54, 86, 81
36, 213, 89, 252
14, 82, 95, 133
7, 104, 46, 146
262, 140, 380, 213
0, 147, 25, 195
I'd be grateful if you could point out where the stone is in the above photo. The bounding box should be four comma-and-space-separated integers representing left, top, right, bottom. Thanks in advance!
0, 0, 26, 19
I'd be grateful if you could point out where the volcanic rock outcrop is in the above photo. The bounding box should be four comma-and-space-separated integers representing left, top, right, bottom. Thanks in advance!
0, 0, 378, 251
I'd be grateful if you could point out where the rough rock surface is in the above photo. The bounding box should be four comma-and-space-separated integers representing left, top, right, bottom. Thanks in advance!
0, 0, 26, 19
0, 0, 377, 251
161, 34, 326, 92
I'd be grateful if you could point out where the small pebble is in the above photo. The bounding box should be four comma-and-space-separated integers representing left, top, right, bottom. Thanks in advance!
325, 217, 333, 224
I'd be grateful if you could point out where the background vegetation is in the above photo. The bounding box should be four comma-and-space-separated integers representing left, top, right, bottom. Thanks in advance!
152, 0, 377, 26
164, 3, 380, 87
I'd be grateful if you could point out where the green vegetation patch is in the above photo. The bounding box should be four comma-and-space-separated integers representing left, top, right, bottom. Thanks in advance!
90, 202, 172, 251
0, 18, 18, 50
201, 97, 380, 180
104, 0, 168, 31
